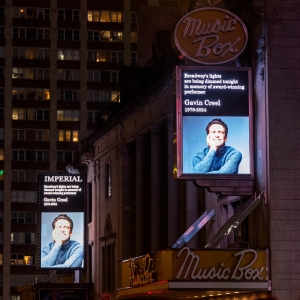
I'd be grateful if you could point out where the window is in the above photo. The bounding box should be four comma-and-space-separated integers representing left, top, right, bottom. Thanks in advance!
131, 12, 137, 23
87, 10, 123, 22
36, 110, 50, 120
0, 129, 3, 140
130, 32, 137, 43
11, 254, 35, 266
13, 28, 49, 39
87, 90, 119, 102
37, 8, 50, 19
57, 69, 80, 81
12, 68, 49, 80
12, 108, 25, 120
0, 108, 3, 119
0, 46, 4, 58
57, 90, 80, 101
12, 130, 25, 140
12, 212, 36, 224
12, 150, 49, 161
111, 51, 123, 62
13, 7, 49, 19
0, 27, 4, 38
58, 130, 79, 142
12, 191, 37, 203
87, 30, 122, 42
57, 49, 80, 60
12, 109, 50, 120
58, 9, 80, 21
87, 50, 124, 62
88, 111, 98, 122
57, 151, 73, 162
12, 88, 50, 100
58, 29, 80, 41
36, 130, 50, 141
11, 233, 36, 245
87, 70, 118, 82
57, 110, 79, 121
0, 149, 3, 160
131, 52, 137, 63
12, 170, 44, 182
0, 7, 5, 18
37, 48, 50, 59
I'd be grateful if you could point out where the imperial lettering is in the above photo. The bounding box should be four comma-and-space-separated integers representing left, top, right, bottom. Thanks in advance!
176, 247, 265, 281
44, 176, 83, 182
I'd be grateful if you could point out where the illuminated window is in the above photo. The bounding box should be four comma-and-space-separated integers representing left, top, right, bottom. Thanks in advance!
57, 130, 78, 142
57, 110, 79, 121
57, 49, 80, 60
111, 91, 120, 102
0, 149, 3, 160
130, 32, 137, 43
11, 254, 35, 265
12, 68, 50, 79
12, 108, 25, 120
0, 170, 3, 181
11, 233, 36, 244
87, 10, 123, 22
12, 88, 50, 100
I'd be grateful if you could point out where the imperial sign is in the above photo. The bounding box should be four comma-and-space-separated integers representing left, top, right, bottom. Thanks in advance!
174, 8, 248, 65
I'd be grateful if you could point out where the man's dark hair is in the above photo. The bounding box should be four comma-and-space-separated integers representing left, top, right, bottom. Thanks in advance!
52, 214, 73, 232
206, 118, 228, 138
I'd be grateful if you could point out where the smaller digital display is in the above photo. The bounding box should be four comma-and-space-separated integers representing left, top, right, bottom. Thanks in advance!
176, 66, 253, 179
38, 175, 85, 269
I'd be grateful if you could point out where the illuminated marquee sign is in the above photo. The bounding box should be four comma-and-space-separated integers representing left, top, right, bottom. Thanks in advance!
175, 66, 253, 180
174, 8, 248, 65
38, 174, 85, 269
118, 247, 269, 298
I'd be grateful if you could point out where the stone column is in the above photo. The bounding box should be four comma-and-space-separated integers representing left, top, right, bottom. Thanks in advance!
120, 145, 134, 259
135, 136, 145, 256
151, 126, 160, 253
167, 115, 178, 247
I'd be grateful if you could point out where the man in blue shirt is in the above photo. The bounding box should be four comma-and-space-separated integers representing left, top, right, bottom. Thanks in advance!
192, 118, 242, 174
41, 214, 83, 268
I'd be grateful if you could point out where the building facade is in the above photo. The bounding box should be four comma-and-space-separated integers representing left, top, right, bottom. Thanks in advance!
0, 0, 182, 299
81, 0, 300, 300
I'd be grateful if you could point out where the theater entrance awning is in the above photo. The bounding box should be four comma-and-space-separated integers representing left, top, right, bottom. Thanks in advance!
117, 247, 270, 299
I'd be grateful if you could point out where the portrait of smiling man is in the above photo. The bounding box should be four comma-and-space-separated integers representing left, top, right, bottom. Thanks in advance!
192, 118, 242, 174
41, 213, 83, 268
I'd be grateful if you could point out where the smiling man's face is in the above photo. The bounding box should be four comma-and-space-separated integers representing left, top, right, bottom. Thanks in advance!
207, 123, 227, 149
54, 219, 72, 242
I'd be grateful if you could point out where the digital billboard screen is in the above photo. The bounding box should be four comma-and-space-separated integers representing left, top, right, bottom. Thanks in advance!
176, 66, 253, 179
38, 174, 85, 269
